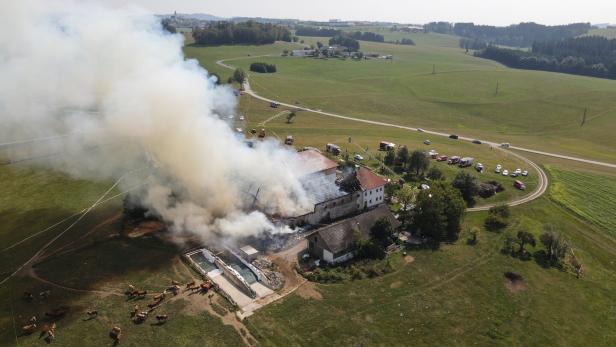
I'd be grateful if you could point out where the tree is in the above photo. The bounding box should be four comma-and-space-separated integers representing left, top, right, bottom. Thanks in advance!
384, 149, 395, 166
413, 183, 465, 242
329, 34, 360, 52
516, 230, 536, 254
408, 150, 430, 176
427, 167, 443, 181
286, 111, 296, 123
395, 146, 409, 167
540, 226, 569, 265
210, 73, 222, 85
370, 218, 394, 248
354, 231, 386, 260
384, 183, 397, 202
316, 41, 323, 49
232, 68, 246, 84
467, 226, 480, 245
396, 185, 419, 224
452, 171, 478, 206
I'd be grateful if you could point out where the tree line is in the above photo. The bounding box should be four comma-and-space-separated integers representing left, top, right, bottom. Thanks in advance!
192, 21, 292, 45
329, 34, 360, 52
349, 31, 385, 42
295, 26, 341, 37
476, 36, 616, 79
425, 22, 591, 47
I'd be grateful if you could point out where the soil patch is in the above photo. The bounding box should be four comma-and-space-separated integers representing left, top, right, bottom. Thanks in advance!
390, 281, 403, 289
504, 271, 527, 294
295, 282, 322, 300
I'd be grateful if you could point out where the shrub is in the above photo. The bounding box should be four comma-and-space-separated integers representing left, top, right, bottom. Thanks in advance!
249, 62, 277, 73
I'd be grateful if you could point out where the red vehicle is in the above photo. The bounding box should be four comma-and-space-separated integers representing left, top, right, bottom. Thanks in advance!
436, 155, 448, 162
514, 180, 526, 190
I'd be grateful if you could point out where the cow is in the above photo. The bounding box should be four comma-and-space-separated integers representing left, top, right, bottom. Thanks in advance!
21, 323, 37, 335
39, 290, 51, 299
153, 292, 166, 301
86, 310, 98, 318
131, 305, 139, 317
155, 314, 168, 323
185, 280, 196, 290
171, 280, 180, 286
135, 290, 147, 298
110, 326, 122, 341
167, 285, 180, 296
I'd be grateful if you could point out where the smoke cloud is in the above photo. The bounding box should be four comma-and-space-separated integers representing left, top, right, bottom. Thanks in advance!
0, 1, 334, 241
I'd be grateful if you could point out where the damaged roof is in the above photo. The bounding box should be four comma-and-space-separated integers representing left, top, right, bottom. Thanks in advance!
296, 149, 338, 175
315, 205, 400, 254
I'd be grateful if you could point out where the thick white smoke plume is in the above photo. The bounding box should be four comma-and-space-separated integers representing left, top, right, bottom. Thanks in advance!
0, 1, 334, 240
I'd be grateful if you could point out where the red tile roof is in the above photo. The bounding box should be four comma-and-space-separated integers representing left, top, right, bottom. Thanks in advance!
356, 167, 387, 191
296, 150, 338, 175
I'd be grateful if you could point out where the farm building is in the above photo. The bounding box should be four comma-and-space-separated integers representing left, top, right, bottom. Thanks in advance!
289, 165, 388, 227
291, 49, 315, 57
307, 205, 400, 264
296, 149, 338, 183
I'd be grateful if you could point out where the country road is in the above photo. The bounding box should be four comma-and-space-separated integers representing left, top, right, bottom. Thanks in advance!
217, 57, 553, 211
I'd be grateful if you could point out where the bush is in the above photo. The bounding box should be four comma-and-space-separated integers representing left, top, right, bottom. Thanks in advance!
250, 62, 277, 73
485, 205, 510, 231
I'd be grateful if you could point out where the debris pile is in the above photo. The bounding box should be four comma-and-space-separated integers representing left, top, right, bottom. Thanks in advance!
253, 258, 284, 290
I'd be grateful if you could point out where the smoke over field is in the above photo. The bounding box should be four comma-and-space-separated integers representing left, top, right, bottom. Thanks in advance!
0, 1, 331, 240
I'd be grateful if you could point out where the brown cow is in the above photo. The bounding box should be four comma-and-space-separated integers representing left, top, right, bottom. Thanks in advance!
155, 314, 168, 322
153, 292, 166, 301
135, 290, 147, 298
131, 305, 139, 317
171, 280, 180, 286
185, 280, 196, 290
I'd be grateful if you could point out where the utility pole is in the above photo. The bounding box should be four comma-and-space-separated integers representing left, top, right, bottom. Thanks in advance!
581, 108, 587, 127
494, 81, 499, 96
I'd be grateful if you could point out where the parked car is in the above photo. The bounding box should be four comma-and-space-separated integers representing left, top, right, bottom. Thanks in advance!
284, 135, 294, 145
495, 164, 502, 173
449, 134, 459, 139
514, 180, 526, 190
502, 170, 509, 176
326, 143, 341, 155
511, 172, 519, 177
448, 156, 461, 165
459, 157, 474, 167
472, 139, 482, 144
515, 168, 522, 174
270, 102, 280, 108
475, 163, 484, 172
428, 150, 438, 159
417, 128, 425, 132
500, 142, 511, 148
420, 184, 430, 190
424, 139, 431, 145
379, 141, 396, 151
250, 128, 257, 134
354, 154, 364, 161
436, 155, 448, 162
522, 170, 529, 176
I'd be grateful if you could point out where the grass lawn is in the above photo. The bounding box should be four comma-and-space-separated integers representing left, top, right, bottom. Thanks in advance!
184, 34, 616, 163
246, 194, 616, 346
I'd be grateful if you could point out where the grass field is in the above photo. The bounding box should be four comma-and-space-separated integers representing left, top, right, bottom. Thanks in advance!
584, 28, 616, 39
184, 33, 616, 163
548, 166, 616, 235
246, 195, 616, 346
239, 97, 539, 207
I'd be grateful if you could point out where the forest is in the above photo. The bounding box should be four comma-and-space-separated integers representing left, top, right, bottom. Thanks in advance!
192, 21, 292, 45
476, 36, 616, 79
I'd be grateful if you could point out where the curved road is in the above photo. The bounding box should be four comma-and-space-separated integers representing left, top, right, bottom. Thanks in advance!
218, 57, 556, 212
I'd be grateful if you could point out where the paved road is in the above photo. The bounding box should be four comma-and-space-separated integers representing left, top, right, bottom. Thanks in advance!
217, 57, 552, 212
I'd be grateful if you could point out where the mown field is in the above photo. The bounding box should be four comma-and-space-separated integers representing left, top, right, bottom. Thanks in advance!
184, 33, 616, 163
548, 165, 616, 235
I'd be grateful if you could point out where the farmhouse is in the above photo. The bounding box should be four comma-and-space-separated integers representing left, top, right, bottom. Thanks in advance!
308, 205, 400, 264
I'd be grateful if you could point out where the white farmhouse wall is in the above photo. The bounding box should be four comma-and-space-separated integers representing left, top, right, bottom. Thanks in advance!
358, 185, 385, 209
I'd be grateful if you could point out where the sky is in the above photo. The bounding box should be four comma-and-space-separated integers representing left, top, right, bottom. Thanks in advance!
103, 0, 615, 26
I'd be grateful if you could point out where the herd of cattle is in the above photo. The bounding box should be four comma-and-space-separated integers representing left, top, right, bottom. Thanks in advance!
20, 278, 215, 343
